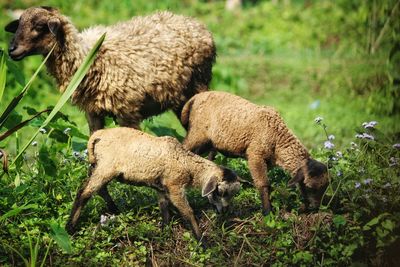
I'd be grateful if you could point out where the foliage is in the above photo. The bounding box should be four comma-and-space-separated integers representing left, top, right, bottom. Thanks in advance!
0, 0, 399, 266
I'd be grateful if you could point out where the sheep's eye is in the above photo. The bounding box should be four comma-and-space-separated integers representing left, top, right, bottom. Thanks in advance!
33, 23, 46, 31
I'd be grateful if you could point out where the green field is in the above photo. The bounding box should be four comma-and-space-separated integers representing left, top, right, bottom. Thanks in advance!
0, 0, 399, 266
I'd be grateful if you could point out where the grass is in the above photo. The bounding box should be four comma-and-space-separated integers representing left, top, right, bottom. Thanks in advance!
0, 0, 399, 266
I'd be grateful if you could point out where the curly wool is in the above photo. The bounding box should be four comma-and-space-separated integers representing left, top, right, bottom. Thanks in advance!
44, 9, 216, 126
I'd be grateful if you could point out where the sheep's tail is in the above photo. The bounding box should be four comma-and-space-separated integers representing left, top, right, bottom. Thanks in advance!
88, 137, 101, 165
180, 96, 195, 130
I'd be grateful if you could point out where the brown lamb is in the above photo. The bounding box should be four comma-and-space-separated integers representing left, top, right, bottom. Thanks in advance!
5, 6, 216, 133
66, 127, 241, 241
180, 91, 328, 214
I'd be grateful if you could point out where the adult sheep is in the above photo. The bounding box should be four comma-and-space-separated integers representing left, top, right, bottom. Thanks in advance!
5, 6, 216, 133
181, 91, 329, 215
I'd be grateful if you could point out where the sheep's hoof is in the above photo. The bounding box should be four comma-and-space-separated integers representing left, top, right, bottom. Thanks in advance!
65, 222, 76, 235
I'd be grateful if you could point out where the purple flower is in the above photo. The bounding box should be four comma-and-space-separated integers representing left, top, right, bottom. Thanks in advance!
324, 140, 335, 149
355, 182, 361, 188
393, 144, 400, 149
362, 121, 378, 129
314, 116, 323, 124
355, 133, 374, 140
363, 178, 373, 185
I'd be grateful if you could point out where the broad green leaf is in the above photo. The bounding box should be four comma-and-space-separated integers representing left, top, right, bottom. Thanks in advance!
363, 213, 389, 231
0, 203, 38, 222
39, 146, 57, 177
11, 33, 105, 166
0, 45, 55, 129
332, 214, 347, 227
49, 222, 72, 254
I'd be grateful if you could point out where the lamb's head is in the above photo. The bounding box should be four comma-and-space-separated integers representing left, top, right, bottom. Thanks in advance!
5, 6, 63, 61
201, 167, 241, 213
288, 158, 328, 210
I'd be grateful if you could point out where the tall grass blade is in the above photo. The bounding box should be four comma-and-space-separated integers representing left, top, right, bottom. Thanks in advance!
0, 45, 55, 129
0, 50, 6, 106
11, 33, 105, 166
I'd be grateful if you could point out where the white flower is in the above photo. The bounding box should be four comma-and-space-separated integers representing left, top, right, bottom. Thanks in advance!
32, 141, 38, 146
39, 128, 47, 134
362, 121, 378, 129
328, 134, 335, 140
363, 178, 373, 185
314, 116, 323, 124
393, 143, 400, 149
355, 182, 361, 188
336, 151, 343, 158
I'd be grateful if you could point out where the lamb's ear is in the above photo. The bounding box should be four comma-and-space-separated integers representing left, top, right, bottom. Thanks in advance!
5, 20, 19, 33
288, 168, 304, 188
202, 176, 218, 197
47, 18, 61, 36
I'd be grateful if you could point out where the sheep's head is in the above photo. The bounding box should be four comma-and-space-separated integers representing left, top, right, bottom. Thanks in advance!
288, 158, 328, 210
5, 6, 63, 61
201, 167, 241, 213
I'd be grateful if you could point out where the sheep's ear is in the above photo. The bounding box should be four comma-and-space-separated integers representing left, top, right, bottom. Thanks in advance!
5, 20, 19, 33
202, 176, 218, 197
47, 18, 61, 36
288, 168, 304, 188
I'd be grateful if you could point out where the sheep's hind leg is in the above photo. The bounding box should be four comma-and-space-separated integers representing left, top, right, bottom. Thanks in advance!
247, 155, 272, 215
66, 170, 114, 234
98, 186, 119, 214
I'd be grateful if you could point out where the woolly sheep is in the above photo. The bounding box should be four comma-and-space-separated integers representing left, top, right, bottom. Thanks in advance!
180, 91, 328, 214
65, 127, 241, 240
5, 6, 216, 133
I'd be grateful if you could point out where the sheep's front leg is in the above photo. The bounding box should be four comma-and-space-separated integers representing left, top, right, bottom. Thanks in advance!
247, 155, 272, 215
157, 191, 171, 228
98, 186, 119, 214
168, 187, 202, 241
86, 112, 105, 134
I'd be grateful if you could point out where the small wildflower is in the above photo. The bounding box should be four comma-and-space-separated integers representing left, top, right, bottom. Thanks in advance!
330, 156, 338, 161
355, 182, 361, 188
73, 151, 80, 158
384, 182, 391, 188
389, 157, 398, 167
362, 121, 378, 129
336, 170, 342, 177
82, 149, 88, 156
324, 140, 335, 149
363, 178, 373, 185
32, 141, 38, 146
63, 127, 71, 135
336, 151, 343, 158
314, 116, 323, 124
393, 143, 400, 149
328, 134, 335, 140
382, 196, 387, 202
355, 133, 374, 140
100, 215, 108, 226
39, 128, 47, 134
351, 142, 358, 148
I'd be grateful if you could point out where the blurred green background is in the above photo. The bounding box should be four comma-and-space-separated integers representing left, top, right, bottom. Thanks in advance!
1, 0, 399, 148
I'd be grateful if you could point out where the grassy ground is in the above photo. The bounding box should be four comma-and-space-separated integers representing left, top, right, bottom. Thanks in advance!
0, 0, 399, 266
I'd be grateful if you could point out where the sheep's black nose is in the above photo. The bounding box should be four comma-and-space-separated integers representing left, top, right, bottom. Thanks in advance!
8, 44, 17, 54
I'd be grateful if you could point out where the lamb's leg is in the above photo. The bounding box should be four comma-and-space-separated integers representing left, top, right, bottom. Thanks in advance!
157, 191, 171, 228
117, 117, 140, 129
247, 155, 272, 215
98, 186, 119, 214
86, 112, 105, 134
207, 148, 217, 161
66, 170, 113, 234
168, 187, 202, 241
182, 135, 212, 156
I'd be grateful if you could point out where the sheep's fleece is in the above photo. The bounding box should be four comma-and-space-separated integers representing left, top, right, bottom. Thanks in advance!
5, 7, 215, 131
